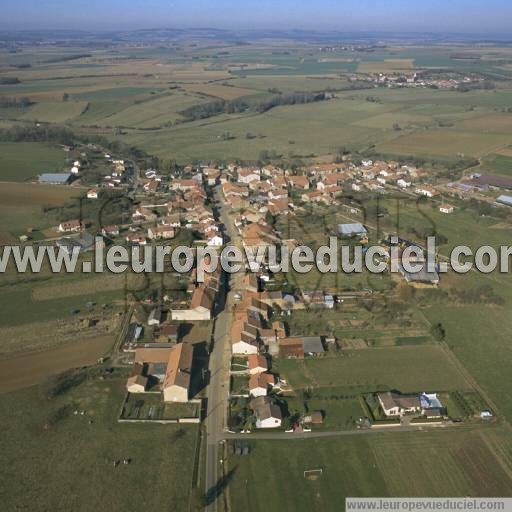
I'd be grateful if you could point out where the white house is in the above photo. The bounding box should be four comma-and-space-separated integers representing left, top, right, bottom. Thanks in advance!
251, 396, 282, 428
439, 204, 454, 214
377, 391, 421, 417
249, 373, 275, 398
397, 178, 411, 188
207, 234, 223, 246
248, 354, 268, 375
87, 189, 99, 199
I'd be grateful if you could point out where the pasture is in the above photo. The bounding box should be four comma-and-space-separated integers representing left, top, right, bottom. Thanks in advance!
0, 377, 198, 511
275, 345, 472, 393
0, 142, 65, 181
228, 428, 512, 512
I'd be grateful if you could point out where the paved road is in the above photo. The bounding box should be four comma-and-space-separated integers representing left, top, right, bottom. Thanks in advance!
204, 186, 240, 511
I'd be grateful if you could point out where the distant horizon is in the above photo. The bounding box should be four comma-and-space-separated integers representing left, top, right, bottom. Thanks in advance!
1, 1, 512, 35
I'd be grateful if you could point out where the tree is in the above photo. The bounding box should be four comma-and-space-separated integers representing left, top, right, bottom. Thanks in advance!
62, 93, 69, 102
430, 323, 446, 341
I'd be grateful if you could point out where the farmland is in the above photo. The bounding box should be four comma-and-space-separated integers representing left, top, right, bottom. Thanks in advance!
275, 345, 472, 393
227, 428, 512, 512
3, 32, 512, 510
0, 376, 199, 511
0, 142, 65, 181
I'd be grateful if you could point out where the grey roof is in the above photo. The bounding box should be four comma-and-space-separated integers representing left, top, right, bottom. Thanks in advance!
301, 336, 325, 354
338, 223, 367, 236
55, 232, 95, 253
497, 194, 512, 206
38, 173, 72, 184
399, 264, 439, 284
251, 396, 282, 421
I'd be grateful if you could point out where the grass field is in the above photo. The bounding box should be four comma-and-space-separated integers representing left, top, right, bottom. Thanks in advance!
0, 376, 198, 511
227, 428, 512, 511
0, 142, 65, 181
0, 182, 81, 243
275, 345, 472, 393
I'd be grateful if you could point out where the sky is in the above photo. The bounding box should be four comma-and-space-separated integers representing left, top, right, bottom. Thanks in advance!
1, 0, 512, 34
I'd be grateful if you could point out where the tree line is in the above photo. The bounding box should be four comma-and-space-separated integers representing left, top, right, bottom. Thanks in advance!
178, 91, 329, 121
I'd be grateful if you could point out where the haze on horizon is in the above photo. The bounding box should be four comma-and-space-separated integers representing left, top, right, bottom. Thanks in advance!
1, 0, 512, 35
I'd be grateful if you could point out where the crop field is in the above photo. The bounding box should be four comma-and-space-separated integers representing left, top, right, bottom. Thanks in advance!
0, 142, 65, 181
0, 376, 198, 511
0, 334, 114, 392
0, 182, 81, 242
19, 100, 88, 123
275, 345, 472, 393
227, 428, 512, 511
357, 58, 415, 72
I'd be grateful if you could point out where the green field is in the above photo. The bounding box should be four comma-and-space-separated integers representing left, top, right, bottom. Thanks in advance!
227, 428, 512, 511
0, 142, 65, 181
0, 375, 198, 511
276, 345, 471, 393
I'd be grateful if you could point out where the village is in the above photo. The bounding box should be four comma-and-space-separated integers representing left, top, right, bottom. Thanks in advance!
21, 146, 502, 435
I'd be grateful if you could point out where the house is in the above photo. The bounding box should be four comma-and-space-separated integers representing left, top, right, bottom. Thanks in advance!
171, 284, 214, 321
286, 175, 310, 189
87, 188, 99, 199
126, 363, 148, 393
248, 354, 268, 375
279, 338, 304, 359
102, 225, 119, 237
238, 168, 260, 184
249, 372, 275, 397
250, 396, 282, 428
162, 343, 193, 403
399, 263, 440, 287
207, 234, 223, 246
231, 319, 259, 355
377, 391, 421, 417
414, 185, 439, 198
58, 219, 83, 233
148, 226, 175, 240
439, 204, 454, 214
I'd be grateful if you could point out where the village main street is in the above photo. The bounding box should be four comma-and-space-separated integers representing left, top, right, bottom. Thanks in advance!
204, 186, 242, 511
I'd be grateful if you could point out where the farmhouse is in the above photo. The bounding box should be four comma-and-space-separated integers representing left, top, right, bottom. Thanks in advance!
56, 232, 97, 254
58, 219, 83, 233
102, 225, 120, 237
162, 343, 193, 403
148, 225, 175, 240
250, 396, 282, 428
439, 204, 454, 214
171, 284, 215, 321
377, 391, 421, 417
399, 263, 440, 287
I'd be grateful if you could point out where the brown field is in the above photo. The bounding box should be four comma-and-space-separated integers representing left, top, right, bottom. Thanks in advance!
378, 130, 510, 158
31, 273, 146, 301
455, 113, 512, 132
182, 83, 257, 100
0, 335, 114, 392
357, 59, 415, 73
0, 181, 82, 207
0, 313, 121, 356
